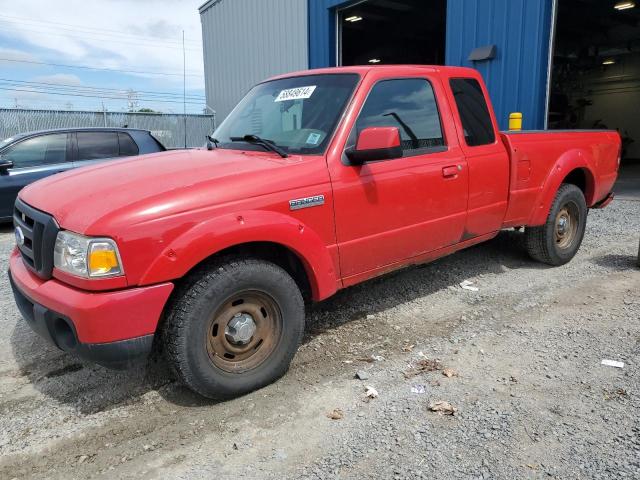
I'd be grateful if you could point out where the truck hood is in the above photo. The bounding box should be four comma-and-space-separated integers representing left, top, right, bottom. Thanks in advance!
19, 148, 314, 234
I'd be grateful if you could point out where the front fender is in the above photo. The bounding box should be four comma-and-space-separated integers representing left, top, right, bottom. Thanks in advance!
138, 210, 339, 301
527, 149, 596, 226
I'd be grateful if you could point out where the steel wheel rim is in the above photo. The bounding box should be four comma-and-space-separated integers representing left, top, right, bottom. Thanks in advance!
205, 290, 282, 373
554, 202, 579, 250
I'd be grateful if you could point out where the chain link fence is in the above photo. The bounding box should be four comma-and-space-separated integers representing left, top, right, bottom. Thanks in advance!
0, 108, 216, 149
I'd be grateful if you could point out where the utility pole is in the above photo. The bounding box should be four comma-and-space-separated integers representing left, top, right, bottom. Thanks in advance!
126, 89, 139, 111
183, 30, 187, 148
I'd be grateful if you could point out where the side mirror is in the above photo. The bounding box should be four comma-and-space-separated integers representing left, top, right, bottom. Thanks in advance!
345, 127, 402, 165
0, 156, 13, 172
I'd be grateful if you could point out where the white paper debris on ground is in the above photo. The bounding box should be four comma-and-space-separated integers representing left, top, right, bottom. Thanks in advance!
601, 359, 624, 369
459, 280, 479, 292
411, 385, 426, 394
365, 386, 379, 399
371, 355, 385, 362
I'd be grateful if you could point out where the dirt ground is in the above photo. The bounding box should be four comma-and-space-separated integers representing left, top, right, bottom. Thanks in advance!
0, 186, 638, 479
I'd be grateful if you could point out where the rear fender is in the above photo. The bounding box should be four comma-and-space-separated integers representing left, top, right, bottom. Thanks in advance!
527, 149, 596, 226
138, 210, 339, 301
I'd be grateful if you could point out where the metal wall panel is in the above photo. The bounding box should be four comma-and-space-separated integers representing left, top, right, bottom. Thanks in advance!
200, 0, 309, 121
446, 0, 553, 130
308, 0, 553, 130
308, 0, 352, 68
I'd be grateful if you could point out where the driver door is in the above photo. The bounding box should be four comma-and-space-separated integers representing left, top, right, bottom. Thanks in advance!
328, 74, 469, 280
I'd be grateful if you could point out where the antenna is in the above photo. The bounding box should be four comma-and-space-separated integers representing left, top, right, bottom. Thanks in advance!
183, 30, 187, 148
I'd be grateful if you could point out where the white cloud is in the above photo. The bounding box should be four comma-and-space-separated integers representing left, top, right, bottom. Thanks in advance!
6, 89, 50, 109
32, 73, 83, 86
0, 47, 39, 62
0, 0, 205, 90
133, 19, 183, 39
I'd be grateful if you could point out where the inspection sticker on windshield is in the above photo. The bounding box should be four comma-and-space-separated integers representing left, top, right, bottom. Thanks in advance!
275, 85, 316, 102
306, 132, 322, 145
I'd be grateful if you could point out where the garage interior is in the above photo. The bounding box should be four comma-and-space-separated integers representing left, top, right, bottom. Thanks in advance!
338, 0, 446, 67
549, 0, 640, 162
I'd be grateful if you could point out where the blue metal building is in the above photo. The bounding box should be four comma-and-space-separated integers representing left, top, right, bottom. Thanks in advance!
201, 0, 638, 155
308, 0, 556, 131
200, 0, 562, 129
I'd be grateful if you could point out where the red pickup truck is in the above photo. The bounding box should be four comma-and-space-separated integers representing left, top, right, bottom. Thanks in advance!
9, 66, 620, 399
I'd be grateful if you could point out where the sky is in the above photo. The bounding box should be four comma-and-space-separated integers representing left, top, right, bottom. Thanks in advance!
0, 0, 207, 113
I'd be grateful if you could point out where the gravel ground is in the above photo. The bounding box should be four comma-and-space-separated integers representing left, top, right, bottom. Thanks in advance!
0, 197, 638, 480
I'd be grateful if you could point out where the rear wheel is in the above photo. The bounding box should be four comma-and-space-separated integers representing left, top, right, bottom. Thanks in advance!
163, 258, 305, 399
525, 184, 587, 266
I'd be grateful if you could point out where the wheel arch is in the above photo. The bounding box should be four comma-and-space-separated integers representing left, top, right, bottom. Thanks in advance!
182, 241, 315, 301
138, 210, 339, 301
528, 150, 596, 226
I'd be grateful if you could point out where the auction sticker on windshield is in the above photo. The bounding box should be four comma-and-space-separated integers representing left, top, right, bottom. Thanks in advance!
275, 86, 316, 102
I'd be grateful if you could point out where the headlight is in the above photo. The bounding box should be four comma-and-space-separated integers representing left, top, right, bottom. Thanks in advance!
53, 231, 123, 278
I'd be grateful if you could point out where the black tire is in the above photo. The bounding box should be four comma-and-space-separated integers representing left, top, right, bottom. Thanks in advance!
163, 258, 305, 400
525, 184, 587, 266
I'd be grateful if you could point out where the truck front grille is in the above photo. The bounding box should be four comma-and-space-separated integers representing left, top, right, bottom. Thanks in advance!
13, 198, 59, 280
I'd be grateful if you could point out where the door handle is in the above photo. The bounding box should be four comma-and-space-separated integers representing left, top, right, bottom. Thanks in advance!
442, 165, 461, 178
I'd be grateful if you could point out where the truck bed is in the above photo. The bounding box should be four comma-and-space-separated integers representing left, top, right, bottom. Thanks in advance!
500, 129, 621, 227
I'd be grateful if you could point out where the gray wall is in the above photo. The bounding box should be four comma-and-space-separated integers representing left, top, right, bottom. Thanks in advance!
200, 0, 309, 122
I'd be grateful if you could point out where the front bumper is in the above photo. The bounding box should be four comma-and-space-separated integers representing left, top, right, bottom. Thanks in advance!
9, 248, 174, 369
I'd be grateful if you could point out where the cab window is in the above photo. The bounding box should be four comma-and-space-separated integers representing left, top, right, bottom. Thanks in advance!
2, 134, 67, 168
77, 132, 119, 160
118, 132, 139, 156
355, 78, 445, 157
449, 78, 495, 146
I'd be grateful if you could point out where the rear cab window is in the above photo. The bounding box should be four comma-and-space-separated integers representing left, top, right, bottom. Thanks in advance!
355, 78, 445, 157
449, 78, 495, 146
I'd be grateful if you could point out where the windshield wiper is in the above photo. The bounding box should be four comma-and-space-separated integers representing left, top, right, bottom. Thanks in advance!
206, 135, 220, 150
229, 134, 288, 158
383, 112, 419, 149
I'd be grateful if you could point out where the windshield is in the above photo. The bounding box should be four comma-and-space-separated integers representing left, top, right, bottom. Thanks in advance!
213, 74, 359, 155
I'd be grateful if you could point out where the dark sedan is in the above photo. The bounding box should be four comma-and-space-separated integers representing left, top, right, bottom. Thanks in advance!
0, 128, 165, 221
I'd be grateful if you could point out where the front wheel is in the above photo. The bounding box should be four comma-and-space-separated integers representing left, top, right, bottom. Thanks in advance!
163, 258, 305, 400
525, 184, 587, 266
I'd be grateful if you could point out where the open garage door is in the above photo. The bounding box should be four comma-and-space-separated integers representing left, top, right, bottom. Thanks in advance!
549, 0, 640, 161
338, 0, 446, 66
